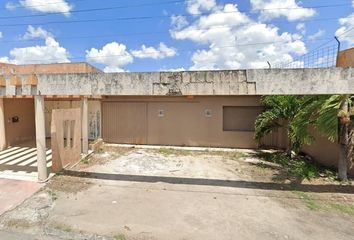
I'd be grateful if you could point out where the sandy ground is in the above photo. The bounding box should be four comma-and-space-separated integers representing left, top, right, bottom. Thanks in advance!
0, 146, 353, 240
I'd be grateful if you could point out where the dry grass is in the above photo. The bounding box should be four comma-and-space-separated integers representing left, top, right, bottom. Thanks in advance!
47, 175, 92, 194
75, 146, 134, 169
156, 147, 248, 160
3, 219, 32, 229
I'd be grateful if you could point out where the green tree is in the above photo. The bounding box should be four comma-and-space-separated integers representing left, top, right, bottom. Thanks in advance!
255, 96, 304, 156
293, 95, 354, 181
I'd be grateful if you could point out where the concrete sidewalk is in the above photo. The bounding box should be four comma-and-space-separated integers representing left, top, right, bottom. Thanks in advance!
0, 178, 43, 216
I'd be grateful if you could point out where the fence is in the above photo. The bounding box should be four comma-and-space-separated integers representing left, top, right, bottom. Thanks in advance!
274, 38, 340, 69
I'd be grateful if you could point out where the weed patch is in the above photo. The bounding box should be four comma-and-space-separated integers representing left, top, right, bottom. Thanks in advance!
254, 152, 335, 181
329, 203, 354, 216
157, 148, 247, 160
293, 191, 354, 216
48, 190, 58, 201
4, 219, 32, 229
51, 222, 74, 233
114, 234, 127, 240
158, 148, 176, 156
293, 191, 321, 210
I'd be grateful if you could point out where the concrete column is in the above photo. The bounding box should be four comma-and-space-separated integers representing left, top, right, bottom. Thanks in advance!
0, 98, 6, 151
35, 96, 48, 182
82, 97, 88, 154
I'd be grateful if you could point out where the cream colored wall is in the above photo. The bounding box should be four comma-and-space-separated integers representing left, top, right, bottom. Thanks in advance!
146, 96, 261, 148
102, 95, 353, 175
302, 130, 354, 175
45, 101, 72, 138
44, 100, 101, 140
4, 99, 35, 146
103, 96, 263, 148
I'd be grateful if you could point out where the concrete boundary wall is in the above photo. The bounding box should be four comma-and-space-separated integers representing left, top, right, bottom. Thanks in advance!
0, 68, 354, 96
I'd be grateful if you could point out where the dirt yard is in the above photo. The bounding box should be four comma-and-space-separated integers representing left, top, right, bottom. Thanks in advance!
0, 145, 353, 240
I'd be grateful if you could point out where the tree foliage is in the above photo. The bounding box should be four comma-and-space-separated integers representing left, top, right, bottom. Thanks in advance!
292, 95, 352, 143
254, 95, 303, 153
255, 94, 354, 180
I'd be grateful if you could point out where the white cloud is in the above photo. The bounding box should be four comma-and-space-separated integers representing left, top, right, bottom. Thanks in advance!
5, 38, 70, 64
86, 42, 133, 72
131, 43, 177, 59
22, 25, 52, 39
308, 29, 325, 41
171, 15, 189, 30
0, 57, 11, 63
296, 23, 306, 35
5, 2, 18, 10
250, 0, 316, 21
187, 0, 216, 14
171, 3, 307, 70
0, 26, 70, 64
0, 32, 3, 38
18, 0, 72, 16
336, 13, 354, 45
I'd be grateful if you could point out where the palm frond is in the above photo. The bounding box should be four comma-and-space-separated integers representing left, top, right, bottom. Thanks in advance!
314, 95, 344, 142
255, 108, 281, 140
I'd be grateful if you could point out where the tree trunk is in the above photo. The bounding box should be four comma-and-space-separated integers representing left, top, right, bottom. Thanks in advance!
286, 127, 292, 157
286, 137, 292, 157
338, 99, 349, 181
338, 143, 348, 181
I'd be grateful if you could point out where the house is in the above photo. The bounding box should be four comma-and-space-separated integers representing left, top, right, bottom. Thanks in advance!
0, 48, 354, 181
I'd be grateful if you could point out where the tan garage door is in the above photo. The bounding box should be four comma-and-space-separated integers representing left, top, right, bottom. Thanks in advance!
102, 102, 147, 144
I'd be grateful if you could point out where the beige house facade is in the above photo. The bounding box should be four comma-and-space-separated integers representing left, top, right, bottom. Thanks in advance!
1, 49, 354, 180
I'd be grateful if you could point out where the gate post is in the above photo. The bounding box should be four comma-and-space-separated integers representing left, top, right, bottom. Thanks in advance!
82, 96, 89, 154
0, 98, 6, 151
35, 96, 48, 182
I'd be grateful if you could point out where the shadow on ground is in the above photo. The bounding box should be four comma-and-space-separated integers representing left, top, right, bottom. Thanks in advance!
62, 169, 354, 194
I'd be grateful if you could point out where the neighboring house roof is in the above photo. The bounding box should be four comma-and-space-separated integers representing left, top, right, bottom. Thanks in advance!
0, 62, 102, 75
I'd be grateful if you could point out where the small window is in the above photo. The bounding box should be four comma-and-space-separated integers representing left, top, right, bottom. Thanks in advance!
223, 106, 263, 131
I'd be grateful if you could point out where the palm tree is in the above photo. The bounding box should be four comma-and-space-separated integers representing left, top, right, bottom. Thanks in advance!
255, 96, 304, 156
293, 95, 354, 181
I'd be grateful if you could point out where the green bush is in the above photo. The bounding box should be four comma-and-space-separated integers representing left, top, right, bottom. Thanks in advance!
256, 152, 320, 180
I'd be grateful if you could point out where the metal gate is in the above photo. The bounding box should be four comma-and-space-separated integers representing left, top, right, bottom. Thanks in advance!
102, 102, 147, 144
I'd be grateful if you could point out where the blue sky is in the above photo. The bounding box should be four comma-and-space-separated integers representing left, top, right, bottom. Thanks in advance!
0, 0, 353, 72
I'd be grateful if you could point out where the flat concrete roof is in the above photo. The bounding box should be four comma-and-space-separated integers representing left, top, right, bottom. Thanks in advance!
1, 67, 354, 96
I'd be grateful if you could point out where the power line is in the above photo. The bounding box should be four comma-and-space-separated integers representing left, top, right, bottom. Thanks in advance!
0, 1, 350, 23
252, 2, 350, 11
2, 1, 351, 19
0, 1, 351, 66
0, 23, 324, 43
303, 25, 354, 53
0, 0, 186, 19
1, 0, 87, 11
0, 37, 344, 64
276, 24, 354, 68
0, 31, 166, 44
0, 7, 353, 28
2, 0, 349, 13
0, 15, 353, 44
